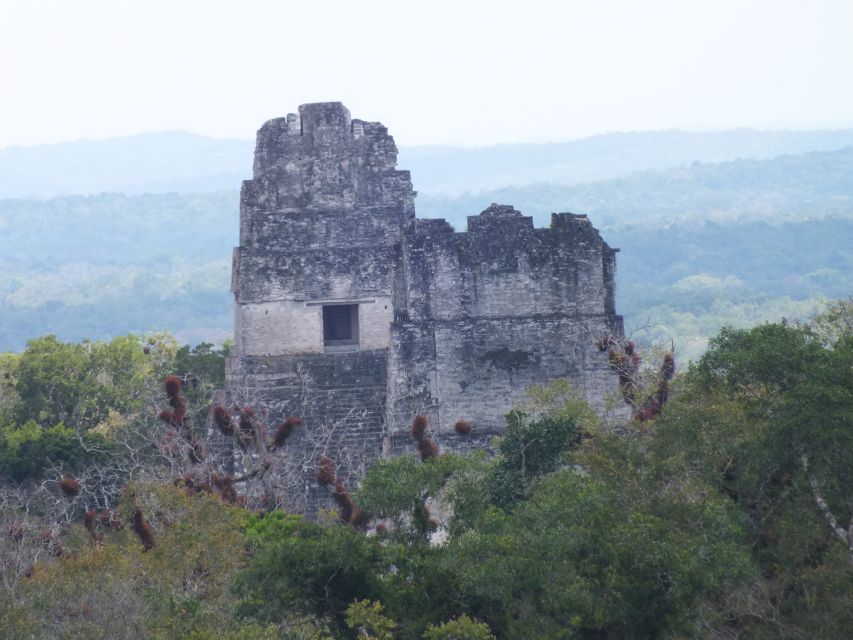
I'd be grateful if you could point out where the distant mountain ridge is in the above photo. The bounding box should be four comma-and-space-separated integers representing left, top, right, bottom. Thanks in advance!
0, 132, 254, 199
2, 128, 852, 355
417, 145, 853, 228
1, 142, 851, 353
4, 128, 853, 199
402, 129, 853, 195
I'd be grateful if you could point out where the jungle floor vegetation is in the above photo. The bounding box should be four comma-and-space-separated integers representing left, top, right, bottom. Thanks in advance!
0, 301, 850, 639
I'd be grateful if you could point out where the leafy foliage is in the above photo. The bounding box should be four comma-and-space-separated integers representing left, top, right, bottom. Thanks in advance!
345, 600, 396, 640
422, 615, 495, 640
488, 410, 582, 507
174, 341, 231, 394
0, 421, 109, 481
9, 334, 166, 431
650, 318, 853, 637
236, 514, 388, 633
0, 331, 226, 485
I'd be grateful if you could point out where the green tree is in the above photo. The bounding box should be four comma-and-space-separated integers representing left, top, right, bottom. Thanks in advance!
238, 382, 751, 640
346, 600, 396, 639
10, 333, 169, 431
174, 340, 230, 401
488, 409, 583, 508
236, 513, 389, 634
444, 446, 749, 639
651, 319, 853, 638
0, 421, 109, 481
423, 615, 494, 640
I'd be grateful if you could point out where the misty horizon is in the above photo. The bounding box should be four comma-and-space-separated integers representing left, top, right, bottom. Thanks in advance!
6, 122, 853, 153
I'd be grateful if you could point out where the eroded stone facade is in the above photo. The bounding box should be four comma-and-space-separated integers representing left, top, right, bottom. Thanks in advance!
226, 102, 624, 511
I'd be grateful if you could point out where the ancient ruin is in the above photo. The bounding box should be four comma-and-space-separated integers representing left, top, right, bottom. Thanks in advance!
226, 102, 624, 511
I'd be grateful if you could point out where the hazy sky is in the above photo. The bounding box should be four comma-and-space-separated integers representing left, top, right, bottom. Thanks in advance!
1, 0, 852, 148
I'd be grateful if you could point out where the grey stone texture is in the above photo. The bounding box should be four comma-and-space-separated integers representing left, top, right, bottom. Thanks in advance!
226, 102, 624, 512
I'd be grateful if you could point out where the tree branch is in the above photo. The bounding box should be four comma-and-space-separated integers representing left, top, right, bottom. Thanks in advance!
800, 454, 852, 561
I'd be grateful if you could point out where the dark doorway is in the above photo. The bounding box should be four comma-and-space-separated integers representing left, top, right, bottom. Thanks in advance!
323, 304, 359, 347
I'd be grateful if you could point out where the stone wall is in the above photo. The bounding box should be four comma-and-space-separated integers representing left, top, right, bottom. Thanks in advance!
231, 102, 414, 359
228, 102, 415, 512
386, 205, 624, 450
225, 350, 388, 514
403, 205, 617, 320
227, 102, 626, 514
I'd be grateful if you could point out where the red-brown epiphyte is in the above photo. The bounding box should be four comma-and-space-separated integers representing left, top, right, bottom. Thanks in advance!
331, 479, 355, 524
236, 407, 257, 450
187, 437, 206, 464
316, 455, 336, 486
58, 476, 80, 499
132, 508, 155, 551
213, 406, 234, 436
6, 523, 23, 542
411, 415, 428, 440
657, 380, 670, 405
630, 352, 641, 370
417, 439, 439, 462
239, 407, 255, 433
411, 415, 439, 461
164, 375, 182, 400
599, 339, 676, 428
83, 510, 103, 544
349, 508, 368, 528
171, 396, 187, 416
159, 407, 187, 429
270, 416, 302, 449
454, 419, 473, 436
211, 473, 239, 504
412, 503, 436, 532
313, 457, 365, 527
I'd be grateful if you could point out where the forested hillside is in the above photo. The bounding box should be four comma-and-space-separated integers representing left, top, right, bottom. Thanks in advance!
0, 132, 253, 199
417, 145, 853, 226
402, 128, 853, 194
2, 144, 851, 356
0, 192, 237, 350
612, 217, 852, 358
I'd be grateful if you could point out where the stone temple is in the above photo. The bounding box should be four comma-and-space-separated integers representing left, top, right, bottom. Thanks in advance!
225, 102, 624, 511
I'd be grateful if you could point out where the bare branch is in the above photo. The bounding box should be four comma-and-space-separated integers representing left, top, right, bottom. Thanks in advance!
800, 454, 852, 561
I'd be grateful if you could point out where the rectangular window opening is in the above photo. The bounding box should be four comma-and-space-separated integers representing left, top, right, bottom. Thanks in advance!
323, 304, 359, 349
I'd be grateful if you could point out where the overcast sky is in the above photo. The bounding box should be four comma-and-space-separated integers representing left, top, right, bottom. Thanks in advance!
1, 0, 852, 148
